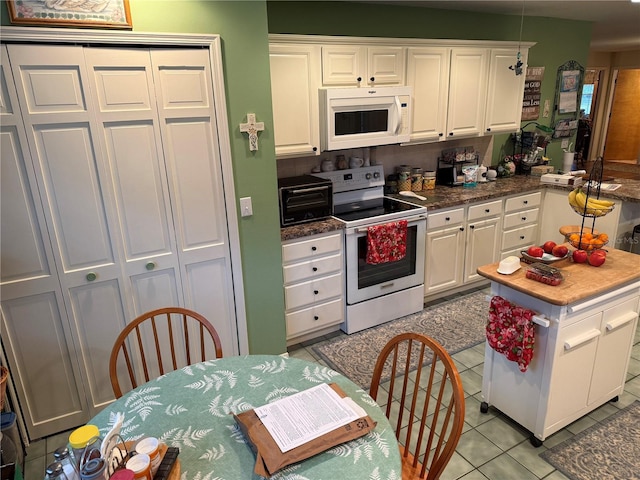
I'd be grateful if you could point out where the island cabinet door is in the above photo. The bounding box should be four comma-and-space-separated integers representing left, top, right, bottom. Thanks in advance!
588, 295, 640, 404
545, 312, 601, 427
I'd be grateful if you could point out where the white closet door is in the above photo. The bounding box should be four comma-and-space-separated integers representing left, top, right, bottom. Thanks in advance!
83, 48, 183, 316
7, 44, 129, 414
1, 45, 90, 438
151, 49, 239, 356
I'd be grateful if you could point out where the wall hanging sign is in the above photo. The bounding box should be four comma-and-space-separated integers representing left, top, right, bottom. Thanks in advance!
551, 60, 584, 139
6, 0, 132, 29
522, 66, 545, 121
239, 113, 265, 151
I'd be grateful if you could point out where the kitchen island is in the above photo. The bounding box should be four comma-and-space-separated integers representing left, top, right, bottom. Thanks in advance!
477, 248, 640, 446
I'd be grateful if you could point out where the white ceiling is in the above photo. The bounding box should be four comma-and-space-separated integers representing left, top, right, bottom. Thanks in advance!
350, 1, 640, 52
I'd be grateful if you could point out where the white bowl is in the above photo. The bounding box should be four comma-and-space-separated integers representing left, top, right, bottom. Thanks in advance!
497, 256, 522, 275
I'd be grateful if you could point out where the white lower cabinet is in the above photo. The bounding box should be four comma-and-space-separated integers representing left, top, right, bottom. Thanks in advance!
501, 191, 542, 258
482, 282, 640, 443
425, 199, 501, 296
282, 232, 345, 343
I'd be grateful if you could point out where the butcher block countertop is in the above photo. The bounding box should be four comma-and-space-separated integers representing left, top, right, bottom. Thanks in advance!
477, 247, 640, 306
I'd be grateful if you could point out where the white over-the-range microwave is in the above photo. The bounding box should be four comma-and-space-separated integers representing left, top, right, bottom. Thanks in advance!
320, 85, 412, 151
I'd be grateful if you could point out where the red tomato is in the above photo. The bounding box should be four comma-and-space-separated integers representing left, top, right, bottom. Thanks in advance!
543, 241, 557, 254
572, 249, 588, 263
588, 250, 607, 267
527, 246, 544, 258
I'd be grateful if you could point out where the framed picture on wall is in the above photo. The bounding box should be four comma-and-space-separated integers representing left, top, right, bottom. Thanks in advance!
6, 0, 132, 29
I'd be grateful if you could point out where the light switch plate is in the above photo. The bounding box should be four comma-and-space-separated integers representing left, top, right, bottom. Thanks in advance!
240, 197, 253, 217
561, 139, 569, 149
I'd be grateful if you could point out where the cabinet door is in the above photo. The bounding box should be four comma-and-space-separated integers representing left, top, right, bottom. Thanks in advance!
367, 46, 405, 85
0, 45, 90, 438
447, 48, 489, 139
8, 44, 131, 417
484, 48, 528, 134
406, 47, 449, 142
464, 216, 500, 283
269, 44, 321, 157
547, 313, 601, 426
425, 224, 465, 294
589, 296, 639, 404
321, 45, 364, 86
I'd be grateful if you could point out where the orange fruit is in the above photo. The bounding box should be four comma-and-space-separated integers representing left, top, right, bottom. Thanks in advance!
569, 233, 580, 243
598, 233, 609, 243
591, 238, 604, 249
582, 233, 593, 241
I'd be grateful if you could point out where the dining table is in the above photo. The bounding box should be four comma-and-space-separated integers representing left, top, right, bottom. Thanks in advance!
90, 355, 401, 479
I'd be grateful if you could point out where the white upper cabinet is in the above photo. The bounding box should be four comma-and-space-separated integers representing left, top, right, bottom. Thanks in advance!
321, 45, 405, 86
269, 44, 321, 158
406, 47, 450, 142
446, 47, 489, 140
484, 48, 529, 135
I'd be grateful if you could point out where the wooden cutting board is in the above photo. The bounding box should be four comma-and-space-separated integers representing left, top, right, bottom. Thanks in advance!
477, 246, 640, 306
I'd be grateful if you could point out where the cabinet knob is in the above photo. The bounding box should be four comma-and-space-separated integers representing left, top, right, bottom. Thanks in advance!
523, 200, 528, 204
439, 133, 444, 137
520, 235, 525, 240
470, 225, 475, 229
146, 261, 156, 271
445, 216, 450, 221
313, 315, 319, 321
486, 128, 491, 132
522, 216, 527, 221
313, 290, 319, 295
357, 76, 362, 82
485, 208, 490, 213
370, 76, 375, 82
312, 147, 317, 152
460, 227, 464, 231
311, 246, 317, 251
448, 132, 454, 136
86, 272, 97, 282
312, 267, 318, 272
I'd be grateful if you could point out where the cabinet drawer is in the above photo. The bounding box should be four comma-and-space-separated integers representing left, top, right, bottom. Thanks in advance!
505, 191, 541, 212
284, 272, 343, 310
286, 298, 344, 338
503, 208, 540, 229
283, 252, 342, 284
468, 200, 502, 221
502, 224, 538, 250
282, 233, 342, 263
428, 208, 464, 229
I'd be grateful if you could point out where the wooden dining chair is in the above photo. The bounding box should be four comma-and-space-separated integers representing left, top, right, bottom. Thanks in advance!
369, 332, 465, 480
109, 307, 223, 398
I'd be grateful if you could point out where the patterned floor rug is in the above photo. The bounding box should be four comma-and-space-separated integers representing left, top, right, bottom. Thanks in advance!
540, 401, 640, 480
313, 290, 489, 389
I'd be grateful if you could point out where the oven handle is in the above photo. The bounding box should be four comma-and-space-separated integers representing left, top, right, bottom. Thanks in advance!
353, 214, 426, 233
290, 186, 331, 194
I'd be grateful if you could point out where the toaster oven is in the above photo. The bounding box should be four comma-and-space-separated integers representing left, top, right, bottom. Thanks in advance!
278, 175, 333, 227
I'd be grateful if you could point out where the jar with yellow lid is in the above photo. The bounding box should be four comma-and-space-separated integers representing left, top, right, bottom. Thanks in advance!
423, 171, 436, 190
68, 424, 100, 468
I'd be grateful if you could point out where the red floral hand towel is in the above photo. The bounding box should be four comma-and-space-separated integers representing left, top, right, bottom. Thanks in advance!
486, 295, 535, 372
366, 220, 408, 265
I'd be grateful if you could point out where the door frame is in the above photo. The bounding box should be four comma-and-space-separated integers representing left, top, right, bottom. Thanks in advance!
0, 27, 249, 349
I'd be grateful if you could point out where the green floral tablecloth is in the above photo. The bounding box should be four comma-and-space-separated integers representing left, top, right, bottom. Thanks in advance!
91, 355, 401, 479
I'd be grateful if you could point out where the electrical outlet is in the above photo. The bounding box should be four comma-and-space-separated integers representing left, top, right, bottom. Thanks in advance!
240, 197, 253, 217
561, 139, 569, 149
543, 100, 550, 118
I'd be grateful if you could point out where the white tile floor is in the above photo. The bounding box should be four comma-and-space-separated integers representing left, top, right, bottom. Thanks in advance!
23, 288, 640, 480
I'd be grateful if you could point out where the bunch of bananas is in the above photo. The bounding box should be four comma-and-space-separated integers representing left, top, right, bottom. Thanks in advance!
567, 188, 614, 216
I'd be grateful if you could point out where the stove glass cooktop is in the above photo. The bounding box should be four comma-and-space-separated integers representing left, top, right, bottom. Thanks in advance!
333, 197, 422, 223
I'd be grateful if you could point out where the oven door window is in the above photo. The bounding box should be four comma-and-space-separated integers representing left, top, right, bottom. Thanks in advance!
334, 109, 388, 136
357, 225, 417, 289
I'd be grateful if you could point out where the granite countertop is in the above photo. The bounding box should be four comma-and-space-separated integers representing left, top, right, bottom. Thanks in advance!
281, 175, 640, 241
477, 247, 640, 306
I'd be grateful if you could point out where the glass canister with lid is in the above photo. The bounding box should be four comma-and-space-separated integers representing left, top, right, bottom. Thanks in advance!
411, 168, 423, 191
396, 166, 412, 192
423, 171, 436, 190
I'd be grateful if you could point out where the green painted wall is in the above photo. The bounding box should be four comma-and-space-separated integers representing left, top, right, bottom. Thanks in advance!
0, 1, 593, 355
266, 0, 592, 168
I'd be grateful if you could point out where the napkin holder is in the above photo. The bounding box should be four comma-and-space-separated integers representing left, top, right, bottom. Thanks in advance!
233, 383, 376, 478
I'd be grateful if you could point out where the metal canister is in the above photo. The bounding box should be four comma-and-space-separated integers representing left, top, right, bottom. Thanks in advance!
411, 168, 423, 191
396, 166, 411, 192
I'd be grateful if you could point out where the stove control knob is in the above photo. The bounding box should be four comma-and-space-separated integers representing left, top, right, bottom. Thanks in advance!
373, 171, 380, 179
365, 173, 372, 179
